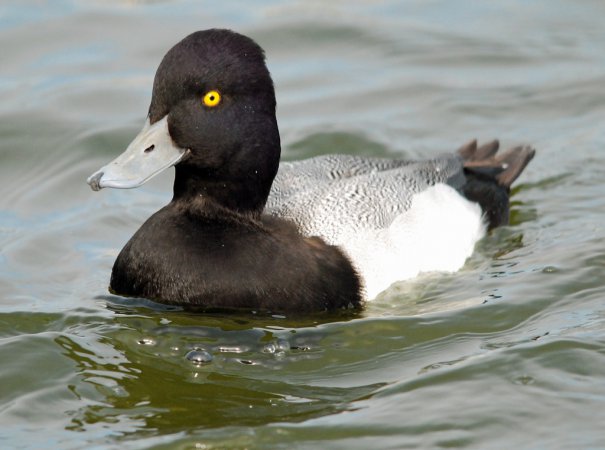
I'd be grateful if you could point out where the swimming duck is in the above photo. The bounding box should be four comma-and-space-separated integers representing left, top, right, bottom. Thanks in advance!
87, 29, 535, 312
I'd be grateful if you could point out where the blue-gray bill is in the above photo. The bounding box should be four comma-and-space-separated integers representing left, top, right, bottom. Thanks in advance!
86, 116, 186, 191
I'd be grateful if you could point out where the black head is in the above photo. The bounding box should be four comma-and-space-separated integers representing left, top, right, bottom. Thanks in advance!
150, 29, 281, 213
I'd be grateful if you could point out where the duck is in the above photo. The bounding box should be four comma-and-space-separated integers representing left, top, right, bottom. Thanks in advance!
87, 29, 535, 312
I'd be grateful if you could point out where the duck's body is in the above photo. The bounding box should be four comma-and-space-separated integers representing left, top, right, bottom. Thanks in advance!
87, 29, 535, 312
267, 143, 532, 298
268, 154, 482, 298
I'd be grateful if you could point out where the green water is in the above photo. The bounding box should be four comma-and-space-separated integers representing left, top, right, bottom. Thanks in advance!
2, 1, 605, 449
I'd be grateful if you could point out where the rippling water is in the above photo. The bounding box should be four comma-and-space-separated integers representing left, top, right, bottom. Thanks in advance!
2, 1, 605, 448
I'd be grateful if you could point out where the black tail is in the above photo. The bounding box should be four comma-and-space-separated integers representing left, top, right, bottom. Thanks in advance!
457, 139, 535, 229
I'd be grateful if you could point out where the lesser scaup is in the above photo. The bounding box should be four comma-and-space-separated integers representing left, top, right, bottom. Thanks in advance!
87, 29, 534, 311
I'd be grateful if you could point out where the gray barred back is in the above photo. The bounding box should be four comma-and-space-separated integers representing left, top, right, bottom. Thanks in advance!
266, 153, 466, 243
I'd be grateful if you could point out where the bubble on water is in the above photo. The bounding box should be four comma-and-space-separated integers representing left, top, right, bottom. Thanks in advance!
217, 345, 247, 353
263, 338, 290, 355
276, 339, 290, 352
262, 343, 277, 354
542, 265, 558, 274
185, 349, 213, 366
291, 345, 311, 352
137, 337, 156, 346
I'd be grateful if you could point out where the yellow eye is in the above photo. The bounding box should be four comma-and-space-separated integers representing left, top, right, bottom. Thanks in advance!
202, 90, 221, 107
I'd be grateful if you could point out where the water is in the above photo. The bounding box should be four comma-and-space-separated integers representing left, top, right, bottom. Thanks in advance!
1, 1, 605, 448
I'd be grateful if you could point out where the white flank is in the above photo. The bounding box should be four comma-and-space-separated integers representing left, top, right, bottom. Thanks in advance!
334, 184, 486, 299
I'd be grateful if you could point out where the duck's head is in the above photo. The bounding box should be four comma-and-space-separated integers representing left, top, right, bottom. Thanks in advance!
87, 29, 280, 213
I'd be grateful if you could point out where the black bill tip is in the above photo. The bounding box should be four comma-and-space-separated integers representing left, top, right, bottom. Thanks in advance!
87, 171, 104, 191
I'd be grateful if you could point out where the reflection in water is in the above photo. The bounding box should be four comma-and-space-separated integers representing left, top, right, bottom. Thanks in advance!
55, 308, 384, 437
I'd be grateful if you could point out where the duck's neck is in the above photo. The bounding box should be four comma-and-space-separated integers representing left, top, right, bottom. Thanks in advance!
172, 164, 275, 216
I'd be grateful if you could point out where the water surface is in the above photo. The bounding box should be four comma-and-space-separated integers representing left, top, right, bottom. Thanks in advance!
1, 1, 605, 449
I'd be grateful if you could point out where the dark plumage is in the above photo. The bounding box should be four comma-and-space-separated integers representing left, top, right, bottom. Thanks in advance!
458, 139, 535, 229
110, 199, 361, 312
